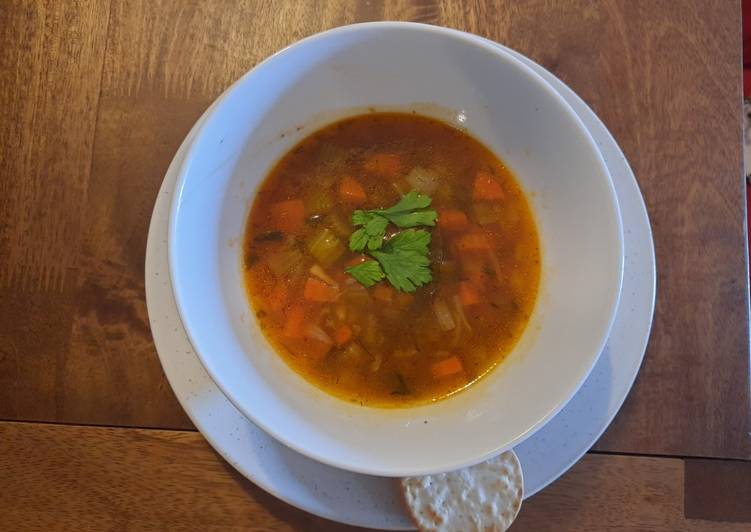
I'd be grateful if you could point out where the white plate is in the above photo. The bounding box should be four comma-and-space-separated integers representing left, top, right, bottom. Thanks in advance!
145, 35, 654, 530
168, 22, 623, 477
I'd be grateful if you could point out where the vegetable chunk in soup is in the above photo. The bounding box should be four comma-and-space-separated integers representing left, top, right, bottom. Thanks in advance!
244, 112, 540, 407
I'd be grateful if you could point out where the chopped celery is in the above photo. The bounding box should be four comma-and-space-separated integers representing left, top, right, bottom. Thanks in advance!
327, 211, 351, 238
266, 247, 303, 276
306, 228, 344, 268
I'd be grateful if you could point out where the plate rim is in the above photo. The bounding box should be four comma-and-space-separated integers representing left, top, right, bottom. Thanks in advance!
165, 21, 626, 477
145, 31, 655, 530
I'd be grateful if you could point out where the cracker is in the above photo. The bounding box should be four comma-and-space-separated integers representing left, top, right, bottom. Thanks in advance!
401, 450, 524, 532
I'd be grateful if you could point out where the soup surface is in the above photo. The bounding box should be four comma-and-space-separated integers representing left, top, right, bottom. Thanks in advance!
244, 112, 540, 407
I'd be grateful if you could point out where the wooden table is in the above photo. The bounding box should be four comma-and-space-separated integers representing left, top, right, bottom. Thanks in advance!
1, 1, 749, 530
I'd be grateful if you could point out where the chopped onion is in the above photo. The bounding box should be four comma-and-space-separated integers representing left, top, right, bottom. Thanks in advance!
448, 295, 471, 348
433, 298, 456, 331
369, 352, 383, 372
452, 294, 472, 332
309, 264, 338, 287
406, 166, 440, 194
306, 324, 332, 345
393, 348, 418, 358
341, 342, 367, 364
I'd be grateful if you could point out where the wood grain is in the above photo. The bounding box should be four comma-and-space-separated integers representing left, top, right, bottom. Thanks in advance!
434, 0, 751, 460
0, 0, 748, 458
1, 421, 748, 531
66, 96, 198, 428
0, 421, 370, 532
0, 0, 110, 419
516, 452, 751, 532
557, 0, 750, 461
684, 458, 751, 522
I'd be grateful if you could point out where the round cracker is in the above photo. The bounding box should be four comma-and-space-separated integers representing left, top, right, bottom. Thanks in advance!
401, 450, 524, 532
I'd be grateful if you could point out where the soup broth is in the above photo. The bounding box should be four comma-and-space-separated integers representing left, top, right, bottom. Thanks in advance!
244, 112, 540, 407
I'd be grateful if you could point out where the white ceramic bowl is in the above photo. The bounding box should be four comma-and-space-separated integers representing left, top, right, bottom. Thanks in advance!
169, 22, 623, 477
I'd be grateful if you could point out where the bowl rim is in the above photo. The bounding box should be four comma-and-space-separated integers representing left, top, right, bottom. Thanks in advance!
167, 21, 624, 476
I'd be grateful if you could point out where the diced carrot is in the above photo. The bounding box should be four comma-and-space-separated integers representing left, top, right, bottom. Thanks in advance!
431, 356, 464, 378
373, 284, 394, 302
303, 277, 339, 302
283, 305, 306, 339
270, 199, 305, 233
458, 281, 480, 306
473, 172, 505, 201
333, 324, 354, 346
339, 177, 367, 205
437, 209, 469, 232
363, 153, 402, 177
456, 230, 492, 253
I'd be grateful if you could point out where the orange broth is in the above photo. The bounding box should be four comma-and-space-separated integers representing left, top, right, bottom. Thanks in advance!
243, 112, 540, 407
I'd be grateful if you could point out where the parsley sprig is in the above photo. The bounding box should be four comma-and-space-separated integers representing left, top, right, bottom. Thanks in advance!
345, 191, 437, 292
345, 260, 385, 286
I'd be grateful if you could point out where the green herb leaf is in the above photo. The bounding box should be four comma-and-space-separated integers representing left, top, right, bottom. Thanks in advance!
349, 228, 370, 252
351, 210, 374, 227
382, 210, 438, 228
386, 228, 431, 253
377, 191, 437, 228
364, 215, 388, 250
380, 190, 432, 213
345, 260, 385, 287
349, 213, 389, 251
347, 191, 437, 291
370, 229, 432, 292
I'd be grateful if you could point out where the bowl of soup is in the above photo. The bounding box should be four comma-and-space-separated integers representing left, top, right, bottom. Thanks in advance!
169, 22, 623, 477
